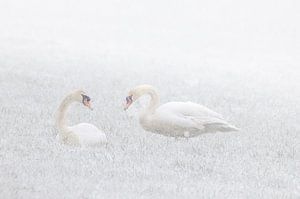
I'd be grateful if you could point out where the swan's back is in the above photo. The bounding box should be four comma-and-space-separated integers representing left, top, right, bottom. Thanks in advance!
141, 101, 238, 137
69, 123, 107, 146
158, 101, 224, 119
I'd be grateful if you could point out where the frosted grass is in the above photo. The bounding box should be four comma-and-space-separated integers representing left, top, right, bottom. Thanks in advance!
0, 0, 299, 198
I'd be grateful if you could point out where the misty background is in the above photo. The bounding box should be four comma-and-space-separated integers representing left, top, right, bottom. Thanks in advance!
0, 0, 299, 198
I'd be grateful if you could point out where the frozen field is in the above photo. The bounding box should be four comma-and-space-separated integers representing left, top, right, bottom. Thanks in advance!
0, 0, 300, 198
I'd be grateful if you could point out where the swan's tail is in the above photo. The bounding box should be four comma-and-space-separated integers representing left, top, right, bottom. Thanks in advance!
204, 123, 240, 133
222, 124, 240, 132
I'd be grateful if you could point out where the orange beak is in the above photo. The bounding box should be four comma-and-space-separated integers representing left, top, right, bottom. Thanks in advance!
83, 100, 93, 110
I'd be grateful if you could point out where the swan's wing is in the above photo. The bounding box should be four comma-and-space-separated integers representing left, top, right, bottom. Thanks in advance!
185, 101, 224, 119
156, 102, 233, 131
69, 123, 100, 134
69, 123, 107, 145
158, 102, 224, 120
153, 111, 205, 130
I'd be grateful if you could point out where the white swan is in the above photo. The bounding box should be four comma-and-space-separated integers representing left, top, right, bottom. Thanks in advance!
56, 90, 107, 146
124, 85, 239, 137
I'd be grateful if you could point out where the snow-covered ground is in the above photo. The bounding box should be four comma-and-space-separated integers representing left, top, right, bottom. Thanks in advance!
0, 0, 299, 198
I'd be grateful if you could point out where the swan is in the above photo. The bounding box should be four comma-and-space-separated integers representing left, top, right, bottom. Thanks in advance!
124, 84, 239, 137
56, 90, 107, 146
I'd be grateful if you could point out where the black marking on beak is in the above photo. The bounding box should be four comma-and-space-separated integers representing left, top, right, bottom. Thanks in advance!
81, 94, 91, 104
124, 95, 133, 110
126, 95, 133, 104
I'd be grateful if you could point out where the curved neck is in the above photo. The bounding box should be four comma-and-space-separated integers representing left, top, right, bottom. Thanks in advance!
142, 87, 160, 113
56, 94, 74, 134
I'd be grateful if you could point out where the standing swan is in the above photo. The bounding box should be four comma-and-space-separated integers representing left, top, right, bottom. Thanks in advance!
56, 90, 107, 146
124, 85, 239, 137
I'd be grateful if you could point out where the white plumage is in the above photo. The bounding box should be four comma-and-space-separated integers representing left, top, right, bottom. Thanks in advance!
56, 90, 108, 146
66, 123, 107, 146
125, 85, 238, 137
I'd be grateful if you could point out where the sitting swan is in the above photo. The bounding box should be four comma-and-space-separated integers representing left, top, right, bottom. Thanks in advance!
124, 84, 239, 137
56, 90, 107, 146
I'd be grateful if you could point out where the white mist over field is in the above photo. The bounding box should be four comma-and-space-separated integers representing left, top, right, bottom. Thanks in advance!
0, 0, 299, 198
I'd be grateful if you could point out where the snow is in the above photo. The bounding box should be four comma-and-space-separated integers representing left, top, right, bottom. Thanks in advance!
0, 0, 299, 198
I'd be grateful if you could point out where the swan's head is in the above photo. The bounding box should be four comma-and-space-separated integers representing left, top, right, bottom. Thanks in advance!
124, 84, 156, 110
72, 90, 93, 110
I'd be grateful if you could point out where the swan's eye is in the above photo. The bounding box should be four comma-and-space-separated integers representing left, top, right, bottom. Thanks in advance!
81, 94, 91, 103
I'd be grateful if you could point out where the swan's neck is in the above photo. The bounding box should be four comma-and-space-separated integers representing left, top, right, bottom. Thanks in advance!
56, 94, 74, 134
144, 89, 160, 113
